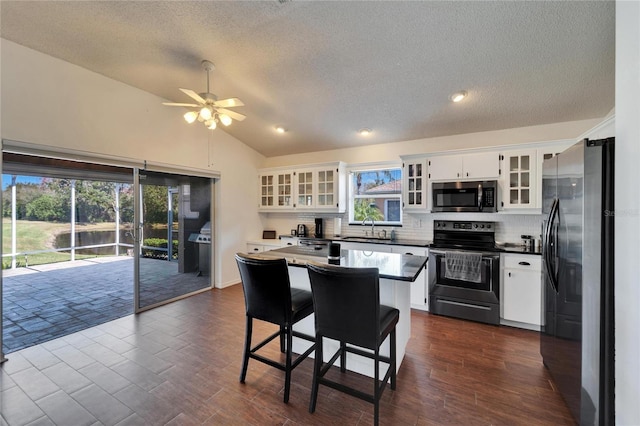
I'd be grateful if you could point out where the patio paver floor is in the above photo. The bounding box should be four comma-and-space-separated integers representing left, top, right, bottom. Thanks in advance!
2, 256, 210, 354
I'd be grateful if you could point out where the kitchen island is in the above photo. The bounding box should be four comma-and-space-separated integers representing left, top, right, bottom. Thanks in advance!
243, 245, 428, 378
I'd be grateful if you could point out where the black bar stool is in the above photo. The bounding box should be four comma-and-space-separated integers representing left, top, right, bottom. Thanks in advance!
235, 253, 315, 403
306, 262, 399, 426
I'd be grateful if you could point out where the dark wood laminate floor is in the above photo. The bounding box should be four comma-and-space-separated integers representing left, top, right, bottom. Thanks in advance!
0, 284, 575, 425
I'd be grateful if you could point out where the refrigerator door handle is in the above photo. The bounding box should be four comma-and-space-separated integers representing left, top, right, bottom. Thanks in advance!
544, 198, 559, 293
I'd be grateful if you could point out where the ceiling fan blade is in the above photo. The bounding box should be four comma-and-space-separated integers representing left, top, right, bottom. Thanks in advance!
216, 108, 246, 122
162, 102, 199, 107
214, 97, 244, 108
179, 88, 206, 104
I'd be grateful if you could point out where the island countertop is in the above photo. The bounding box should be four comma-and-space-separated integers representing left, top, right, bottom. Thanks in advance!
244, 245, 428, 282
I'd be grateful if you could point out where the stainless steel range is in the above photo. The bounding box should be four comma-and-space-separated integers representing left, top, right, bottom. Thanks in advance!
428, 220, 500, 325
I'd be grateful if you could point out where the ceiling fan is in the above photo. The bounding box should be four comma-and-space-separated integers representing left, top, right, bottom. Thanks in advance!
163, 60, 245, 130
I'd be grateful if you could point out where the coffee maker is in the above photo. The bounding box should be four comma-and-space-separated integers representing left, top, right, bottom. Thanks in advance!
314, 218, 323, 238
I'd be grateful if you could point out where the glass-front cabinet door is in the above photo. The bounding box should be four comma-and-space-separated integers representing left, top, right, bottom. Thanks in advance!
402, 157, 428, 211
316, 167, 335, 209
295, 169, 314, 208
259, 174, 274, 208
502, 150, 537, 209
276, 172, 294, 208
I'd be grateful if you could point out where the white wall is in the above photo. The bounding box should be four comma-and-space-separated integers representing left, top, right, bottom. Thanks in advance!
615, 2, 640, 424
0, 39, 265, 288
262, 119, 602, 168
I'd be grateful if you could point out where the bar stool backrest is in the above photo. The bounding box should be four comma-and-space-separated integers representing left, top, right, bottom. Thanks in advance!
307, 263, 380, 350
235, 253, 292, 325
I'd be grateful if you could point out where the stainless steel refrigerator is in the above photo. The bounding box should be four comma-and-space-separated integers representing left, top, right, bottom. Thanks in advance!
541, 137, 615, 425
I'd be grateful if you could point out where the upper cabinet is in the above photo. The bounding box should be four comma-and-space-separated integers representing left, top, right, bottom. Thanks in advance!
428, 151, 501, 181
258, 162, 346, 213
258, 170, 294, 210
501, 150, 537, 209
499, 140, 575, 211
401, 156, 428, 211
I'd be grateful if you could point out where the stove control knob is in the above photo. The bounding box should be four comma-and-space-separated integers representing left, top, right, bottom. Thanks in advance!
474, 224, 478, 228
487, 224, 492, 229
481, 224, 485, 228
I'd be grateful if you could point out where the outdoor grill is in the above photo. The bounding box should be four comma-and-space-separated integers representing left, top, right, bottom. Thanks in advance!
188, 221, 211, 276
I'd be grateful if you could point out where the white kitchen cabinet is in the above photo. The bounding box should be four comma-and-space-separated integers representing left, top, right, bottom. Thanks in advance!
258, 162, 346, 212
501, 150, 537, 209
314, 163, 347, 212
501, 253, 543, 329
390, 246, 428, 311
246, 240, 286, 253
535, 141, 574, 207
258, 170, 294, 210
337, 241, 392, 253
295, 168, 315, 209
401, 156, 429, 211
428, 151, 501, 181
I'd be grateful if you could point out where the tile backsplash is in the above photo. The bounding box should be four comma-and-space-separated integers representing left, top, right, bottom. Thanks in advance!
260, 211, 543, 245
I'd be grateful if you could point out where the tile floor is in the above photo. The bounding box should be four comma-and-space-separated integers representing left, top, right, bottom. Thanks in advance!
0, 284, 575, 425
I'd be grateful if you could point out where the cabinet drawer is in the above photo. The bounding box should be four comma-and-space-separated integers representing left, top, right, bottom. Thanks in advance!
246, 244, 264, 253
503, 255, 541, 270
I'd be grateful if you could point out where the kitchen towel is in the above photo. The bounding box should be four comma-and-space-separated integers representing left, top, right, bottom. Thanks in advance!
444, 251, 482, 283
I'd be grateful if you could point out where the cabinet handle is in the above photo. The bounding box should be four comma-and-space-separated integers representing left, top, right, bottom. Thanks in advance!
518, 261, 531, 266
508, 272, 511, 277
466, 172, 469, 177
253, 248, 259, 251
405, 253, 414, 256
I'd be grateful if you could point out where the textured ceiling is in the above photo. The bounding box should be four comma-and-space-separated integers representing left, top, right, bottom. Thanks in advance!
0, 1, 615, 157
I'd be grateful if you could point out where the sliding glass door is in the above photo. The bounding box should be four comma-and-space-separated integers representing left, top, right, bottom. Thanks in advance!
135, 169, 213, 311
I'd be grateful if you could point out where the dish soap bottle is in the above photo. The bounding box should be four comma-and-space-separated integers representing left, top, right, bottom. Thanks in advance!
390, 229, 396, 241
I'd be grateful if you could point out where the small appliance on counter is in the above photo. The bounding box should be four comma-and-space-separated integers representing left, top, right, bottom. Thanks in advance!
314, 218, 323, 238
333, 217, 342, 236
297, 223, 307, 237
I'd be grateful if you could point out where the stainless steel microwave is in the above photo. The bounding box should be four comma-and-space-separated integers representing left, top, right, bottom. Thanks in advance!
431, 180, 498, 213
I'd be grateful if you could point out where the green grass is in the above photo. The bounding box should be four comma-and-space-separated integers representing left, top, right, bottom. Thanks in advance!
2, 219, 119, 268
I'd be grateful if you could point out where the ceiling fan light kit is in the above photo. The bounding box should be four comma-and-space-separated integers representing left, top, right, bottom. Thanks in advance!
163, 59, 246, 130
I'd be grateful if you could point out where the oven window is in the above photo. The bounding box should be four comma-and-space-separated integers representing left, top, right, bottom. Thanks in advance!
433, 254, 492, 292
434, 189, 478, 208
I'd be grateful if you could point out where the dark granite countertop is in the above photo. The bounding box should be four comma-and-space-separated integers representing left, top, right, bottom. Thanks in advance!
245, 245, 428, 282
279, 234, 541, 255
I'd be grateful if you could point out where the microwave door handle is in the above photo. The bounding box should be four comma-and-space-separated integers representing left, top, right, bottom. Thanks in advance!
477, 184, 483, 212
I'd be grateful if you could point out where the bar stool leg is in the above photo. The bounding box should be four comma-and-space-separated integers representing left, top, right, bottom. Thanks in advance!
240, 316, 252, 383
340, 341, 347, 373
374, 348, 380, 426
284, 325, 293, 403
280, 325, 286, 353
309, 336, 323, 413
390, 329, 397, 390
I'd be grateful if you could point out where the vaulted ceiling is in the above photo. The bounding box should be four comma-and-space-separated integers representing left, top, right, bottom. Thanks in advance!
0, 1, 615, 157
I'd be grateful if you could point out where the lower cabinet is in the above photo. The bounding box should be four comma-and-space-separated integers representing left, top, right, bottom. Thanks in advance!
246, 241, 286, 253
390, 246, 429, 311
500, 253, 543, 330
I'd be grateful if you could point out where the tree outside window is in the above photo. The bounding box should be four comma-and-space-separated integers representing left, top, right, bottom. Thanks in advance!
349, 167, 402, 224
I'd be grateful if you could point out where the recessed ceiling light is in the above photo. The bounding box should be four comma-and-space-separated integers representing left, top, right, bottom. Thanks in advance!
275, 126, 287, 134
450, 91, 468, 103
358, 128, 372, 136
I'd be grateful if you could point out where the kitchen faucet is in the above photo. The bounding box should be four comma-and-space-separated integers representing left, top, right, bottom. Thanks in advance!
362, 216, 375, 237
